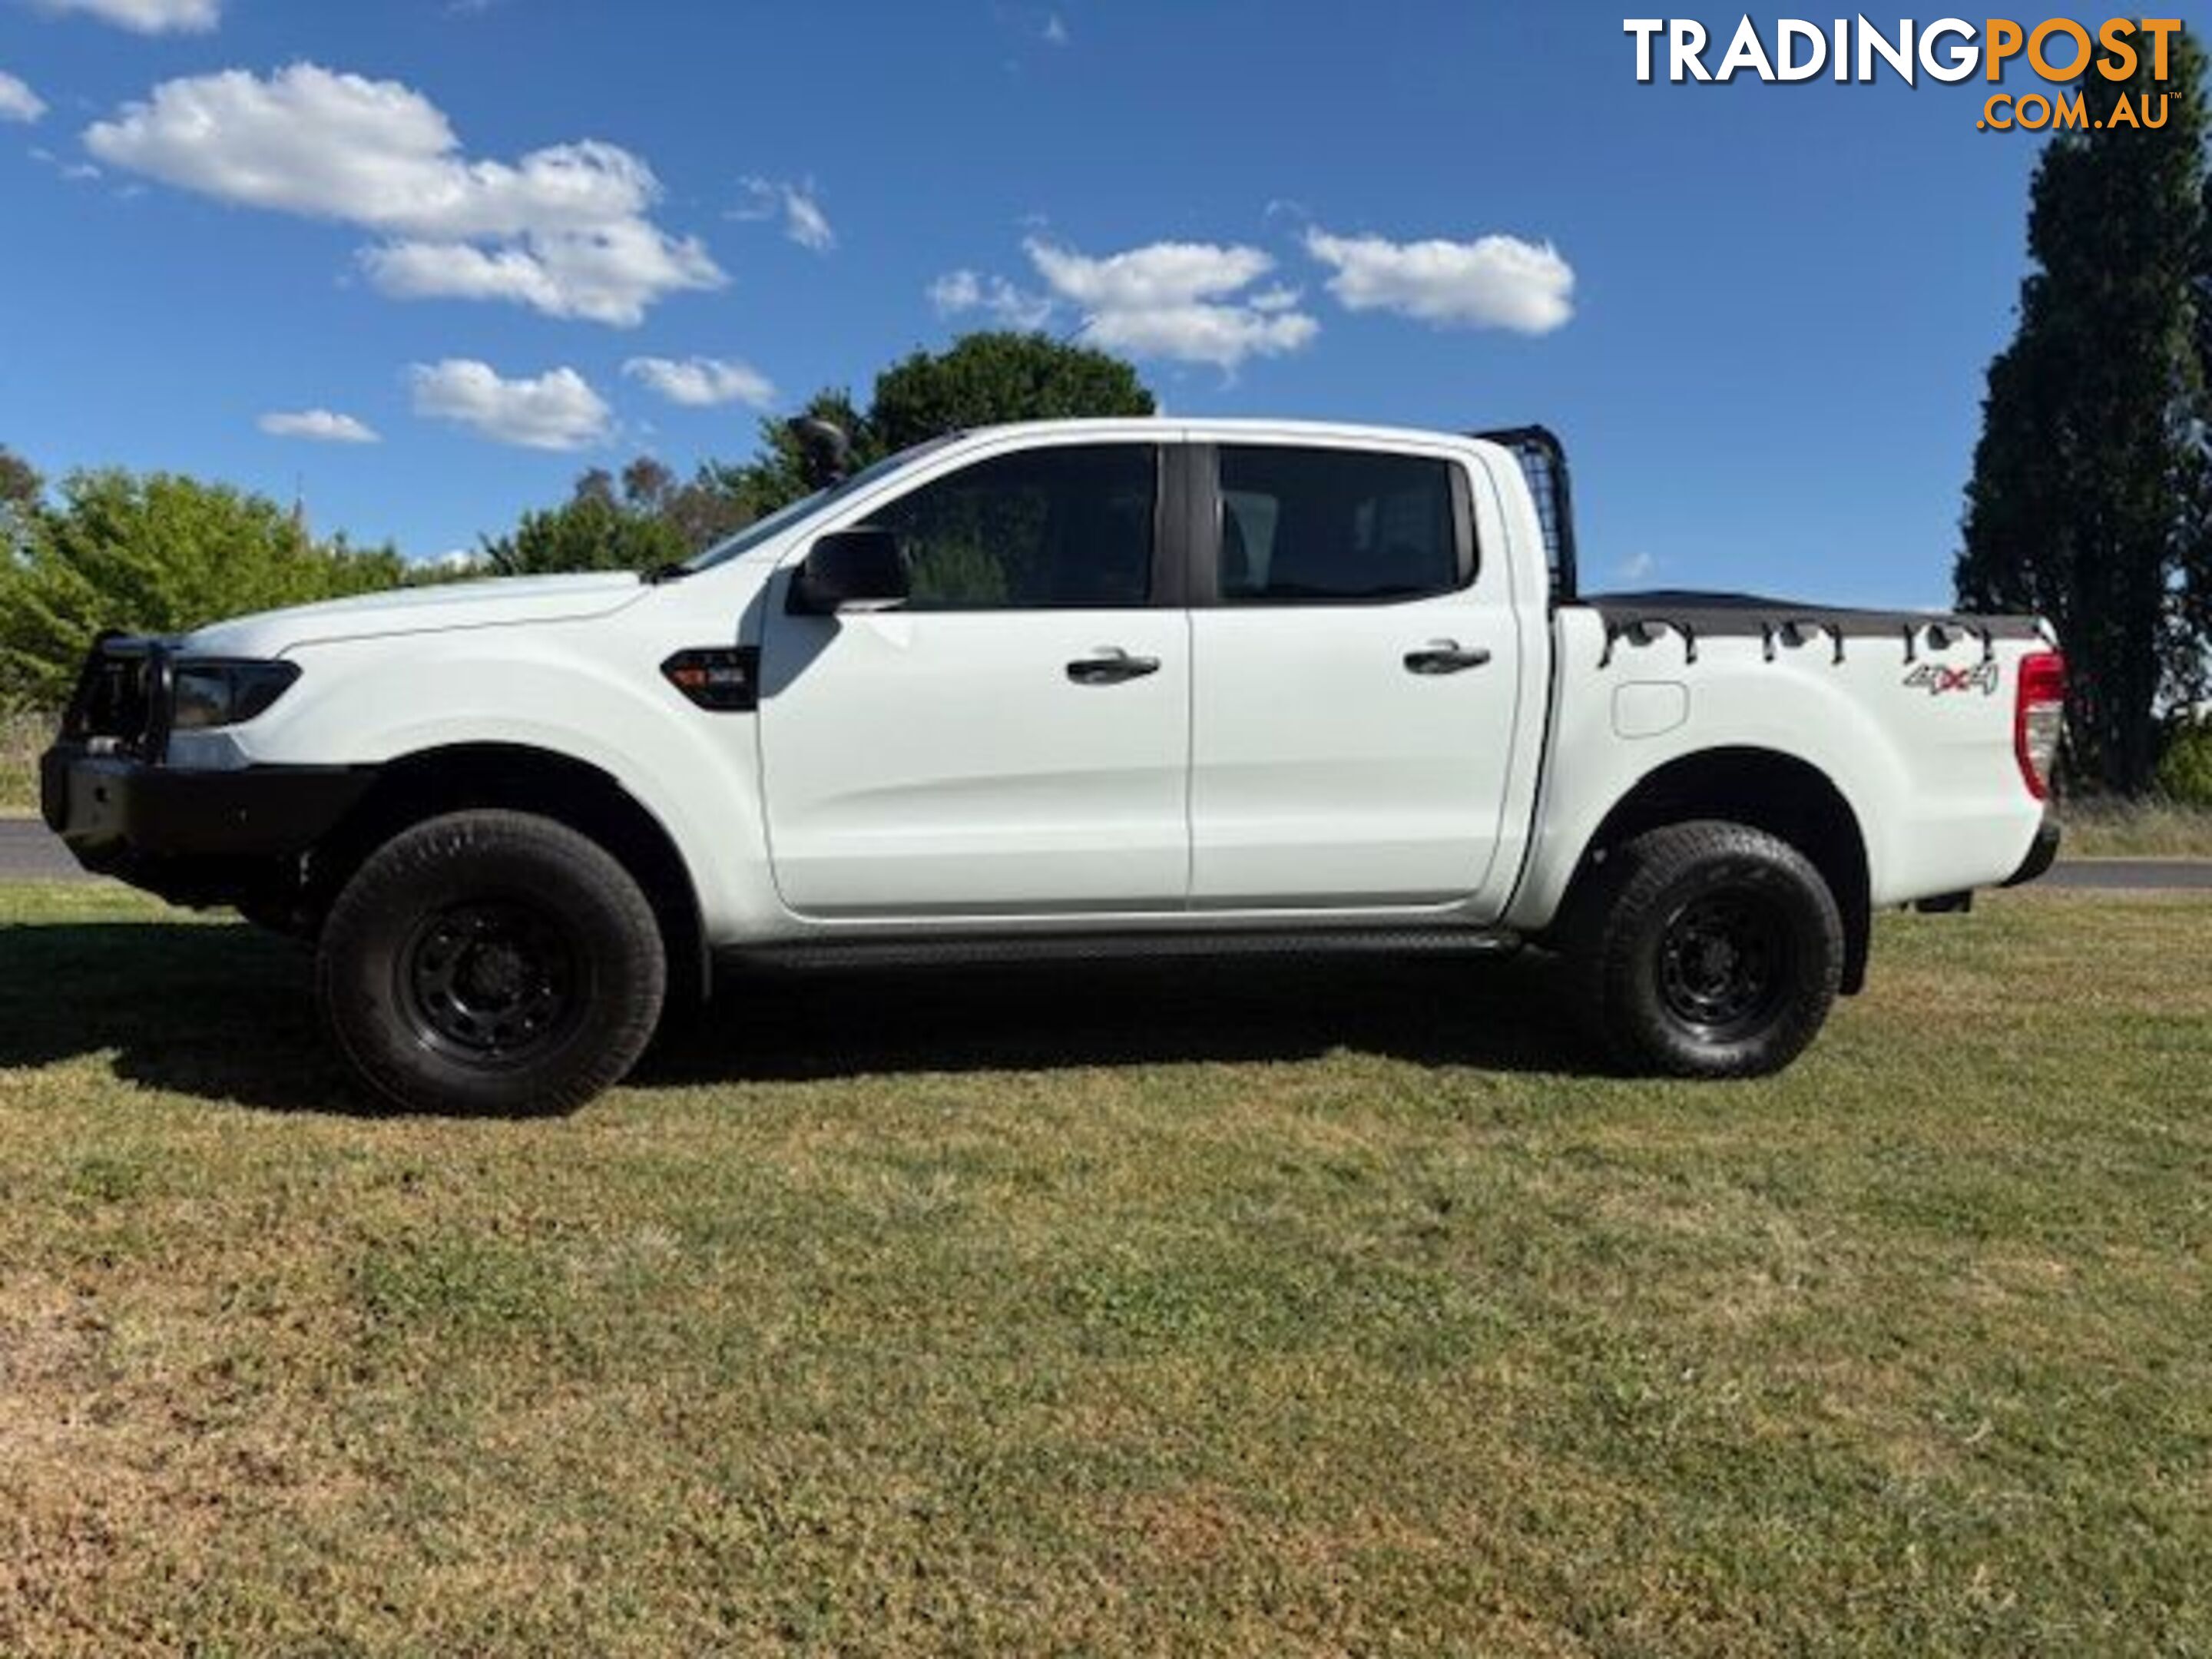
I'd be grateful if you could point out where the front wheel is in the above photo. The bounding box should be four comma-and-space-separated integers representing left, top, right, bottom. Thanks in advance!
316, 810, 667, 1115
1567, 820, 1843, 1078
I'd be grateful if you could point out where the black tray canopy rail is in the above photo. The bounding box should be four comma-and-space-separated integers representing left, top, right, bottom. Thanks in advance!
1581, 591, 2048, 671
1472, 426, 1578, 604
1465, 426, 2045, 666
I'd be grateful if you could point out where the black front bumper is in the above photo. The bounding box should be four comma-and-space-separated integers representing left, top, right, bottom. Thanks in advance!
41, 743, 376, 903
2002, 810, 2063, 888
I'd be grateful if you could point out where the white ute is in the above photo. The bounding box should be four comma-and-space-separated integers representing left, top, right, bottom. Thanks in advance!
43, 420, 2065, 1113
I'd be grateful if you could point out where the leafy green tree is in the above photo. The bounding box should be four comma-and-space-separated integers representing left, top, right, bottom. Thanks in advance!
869, 332, 1154, 455
0, 448, 39, 575
707, 389, 874, 524
0, 469, 406, 708
1957, 29, 2212, 793
0, 445, 39, 548
480, 469, 690, 576
710, 335, 1153, 524
2157, 715, 2212, 804
478, 445, 843, 575
494, 333, 1158, 571
0, 446, 38, 509
615, 455, 763, 553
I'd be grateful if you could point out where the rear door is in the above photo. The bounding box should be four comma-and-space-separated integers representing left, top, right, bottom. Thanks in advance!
757, 438, 1190, 918
1187, 439, 1524, 909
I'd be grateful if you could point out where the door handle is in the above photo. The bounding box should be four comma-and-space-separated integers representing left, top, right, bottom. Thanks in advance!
1066, 647, 1162, 686
1402, 641, 1493, 675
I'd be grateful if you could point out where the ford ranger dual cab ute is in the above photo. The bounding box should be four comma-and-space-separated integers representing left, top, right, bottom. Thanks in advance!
42, 421, 2064, 1114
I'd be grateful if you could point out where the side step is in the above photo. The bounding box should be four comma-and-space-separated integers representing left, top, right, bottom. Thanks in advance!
719, 926, 1523, 974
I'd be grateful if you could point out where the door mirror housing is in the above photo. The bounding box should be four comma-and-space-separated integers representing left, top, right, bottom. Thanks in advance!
788, 528, 909, 615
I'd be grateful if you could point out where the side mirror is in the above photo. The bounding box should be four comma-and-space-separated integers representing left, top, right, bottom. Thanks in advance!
787, 528, 909, 615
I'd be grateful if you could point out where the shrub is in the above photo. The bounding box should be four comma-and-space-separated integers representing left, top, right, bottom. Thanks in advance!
0, 469, 404, 710
2155, 717, 2212, 806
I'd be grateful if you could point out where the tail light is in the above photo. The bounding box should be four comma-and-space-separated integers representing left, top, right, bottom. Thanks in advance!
2014, 651, 2065, 800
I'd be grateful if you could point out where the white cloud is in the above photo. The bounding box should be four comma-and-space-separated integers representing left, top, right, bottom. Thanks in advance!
259, 408, 379, 444
929, 267, 1057, 332
1080, 300, 1317, 370
1303, 229, 1575, 334
732, 177, 834, 253
1023, 238, 1317, 370
84, 63, 724, 326
0, 71, 46, 124
28, 143, 98, 180
1042, 12, 1068, 45
360, 220, 718, 326
31, 0, 219, 32
929, 270, 980, 310
408, 359, 610, 451
1617, 551, 1657, 583
621, 355, 776, 409
1028, 238, 1270, 313
781, 187, 833, 253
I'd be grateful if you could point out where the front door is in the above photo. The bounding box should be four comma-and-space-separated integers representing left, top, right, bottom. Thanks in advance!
758, 440, 1189, 918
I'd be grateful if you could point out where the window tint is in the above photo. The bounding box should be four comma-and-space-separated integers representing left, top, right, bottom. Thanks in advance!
1217, 446, 1462, 604
862, 444, 1157, 610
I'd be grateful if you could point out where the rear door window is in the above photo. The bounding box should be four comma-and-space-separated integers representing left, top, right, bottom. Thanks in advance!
1216, 445, 1466, 604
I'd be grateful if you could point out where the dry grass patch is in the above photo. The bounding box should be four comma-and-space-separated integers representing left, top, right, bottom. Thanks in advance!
2061, 795, 2212, 858
0, 883, 2206, 1653
0, 708, 51, 816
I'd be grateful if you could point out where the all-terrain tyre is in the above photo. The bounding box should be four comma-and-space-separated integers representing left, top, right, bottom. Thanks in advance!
1565, 820, 1843, 1078
316, 810, 666, 1115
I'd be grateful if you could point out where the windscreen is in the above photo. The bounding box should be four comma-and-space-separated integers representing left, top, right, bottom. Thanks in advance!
680, 436, 960, 575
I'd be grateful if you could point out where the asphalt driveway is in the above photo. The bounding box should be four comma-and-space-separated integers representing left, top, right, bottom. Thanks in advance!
2, 820, 78, 882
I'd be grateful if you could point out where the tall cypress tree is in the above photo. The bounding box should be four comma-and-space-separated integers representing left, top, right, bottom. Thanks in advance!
1958, 30, 2211, 793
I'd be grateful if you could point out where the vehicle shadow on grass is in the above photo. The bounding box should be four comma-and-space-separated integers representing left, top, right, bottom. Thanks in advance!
0, 919, 1607, 1116
648, 952, 1603, 1088
0, 919, 356, 1111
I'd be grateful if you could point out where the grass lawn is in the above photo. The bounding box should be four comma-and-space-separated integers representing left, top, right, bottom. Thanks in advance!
0, 883, 2207, 1654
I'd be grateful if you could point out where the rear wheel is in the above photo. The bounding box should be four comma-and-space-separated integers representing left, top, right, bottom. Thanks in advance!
1568, 820, 1842, 1078
316, 810, 666, 1114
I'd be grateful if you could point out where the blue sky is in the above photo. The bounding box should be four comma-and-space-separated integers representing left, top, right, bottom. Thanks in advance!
0, 2, 2114, 603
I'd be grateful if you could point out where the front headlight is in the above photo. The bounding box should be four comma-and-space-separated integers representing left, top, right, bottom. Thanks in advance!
169, 659, 302, 731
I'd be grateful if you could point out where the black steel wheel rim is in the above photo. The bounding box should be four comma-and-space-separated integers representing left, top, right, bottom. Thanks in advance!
1656, 889, 1790, 1040
397, 897, 585, 1066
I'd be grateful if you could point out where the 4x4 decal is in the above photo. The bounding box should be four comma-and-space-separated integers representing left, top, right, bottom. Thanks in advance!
1903, 661, 2001, 697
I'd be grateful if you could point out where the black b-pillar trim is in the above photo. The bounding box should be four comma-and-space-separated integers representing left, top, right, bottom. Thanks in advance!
1147, 442, 1187, 610
1177, 442, 1222, 608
